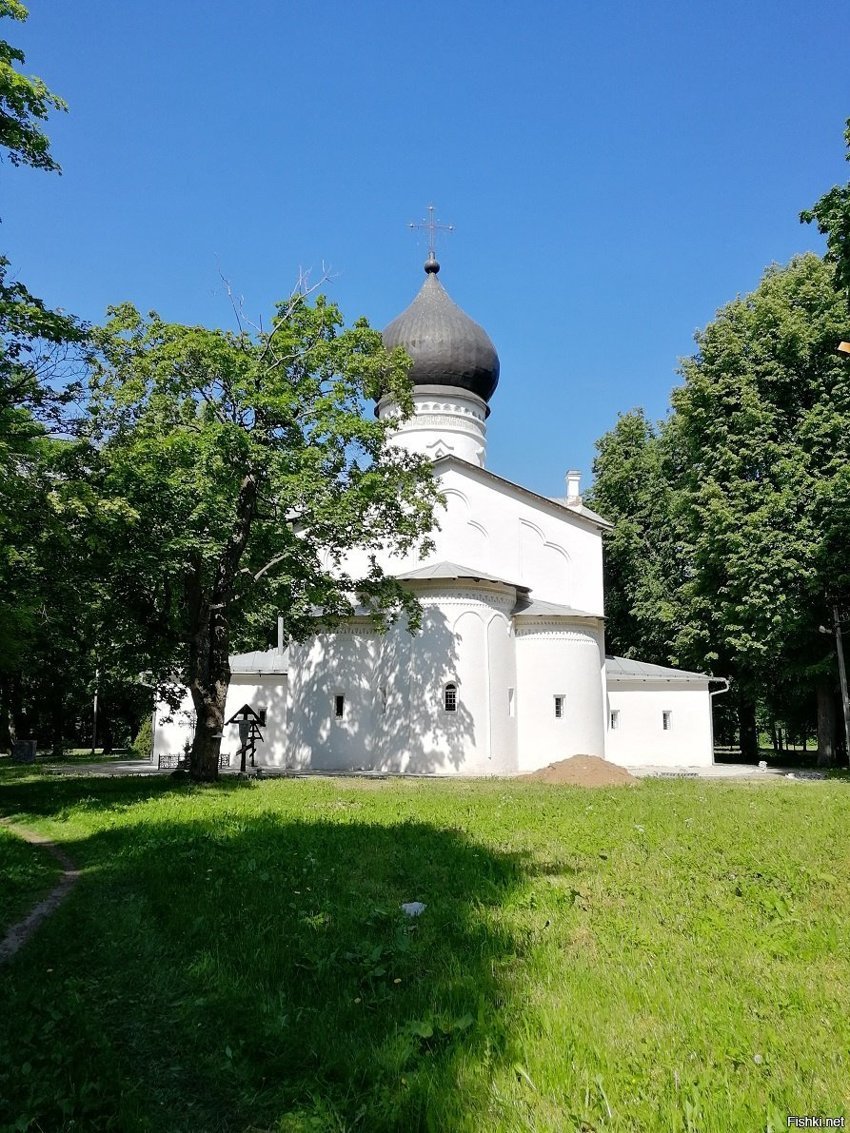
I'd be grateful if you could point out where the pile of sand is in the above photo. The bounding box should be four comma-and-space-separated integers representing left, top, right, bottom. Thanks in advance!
519, 755, 637, 787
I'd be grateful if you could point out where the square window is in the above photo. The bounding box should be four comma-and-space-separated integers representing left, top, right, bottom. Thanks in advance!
662, 710, 671, 731
554, 695, 565, 719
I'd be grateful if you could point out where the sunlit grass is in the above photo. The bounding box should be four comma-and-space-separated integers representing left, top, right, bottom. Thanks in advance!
0, 769, 848, 1131
0, 823, 61, 936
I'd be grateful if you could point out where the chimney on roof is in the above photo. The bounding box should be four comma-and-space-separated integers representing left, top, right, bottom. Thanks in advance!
566, 470, 582, 506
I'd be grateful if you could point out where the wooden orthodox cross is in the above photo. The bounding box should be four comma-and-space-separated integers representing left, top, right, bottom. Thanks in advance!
225, 703, 265, 773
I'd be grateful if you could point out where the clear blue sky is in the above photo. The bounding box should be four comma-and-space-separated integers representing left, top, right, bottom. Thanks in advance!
6, 1, 849, 496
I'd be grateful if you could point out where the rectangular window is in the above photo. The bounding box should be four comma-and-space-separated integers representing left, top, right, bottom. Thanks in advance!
554, 695, 565, 719
662, 710, 671, 731
508, 688, 516, 717
258, 707, 268, 727
335, 694, 345, 719
379, 685, 388, 713
609, 709, 619, 730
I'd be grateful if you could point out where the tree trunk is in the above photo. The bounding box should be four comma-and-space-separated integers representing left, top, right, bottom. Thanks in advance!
101, 711, 114, 755
4, 676, 26, 744
188, 471, 258, 782
816, 681, 837, 768
189, 678, 228, 780
50, 690, 64, 759
738, 698, 758, 761
0, 677, 11, 753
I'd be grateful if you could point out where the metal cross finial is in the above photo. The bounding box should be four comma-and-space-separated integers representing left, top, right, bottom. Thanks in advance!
408, 204, 454, 264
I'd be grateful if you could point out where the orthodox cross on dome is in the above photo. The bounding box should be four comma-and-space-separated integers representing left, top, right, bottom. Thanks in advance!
408, 204, 454, 271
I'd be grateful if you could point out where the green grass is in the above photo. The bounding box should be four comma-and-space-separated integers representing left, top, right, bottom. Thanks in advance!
0, 823, 61, 936
0, 767, 848, 1132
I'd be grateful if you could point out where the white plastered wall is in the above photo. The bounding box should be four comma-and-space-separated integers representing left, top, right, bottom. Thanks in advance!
152, 674, 290, 768
152, 693, 196, 765
514, 620, 606, 770
338, 463, 604, 616
605, 680, 714, 768
286, 626, 381, 771
286, 582, 519, 775
378, 387, 489, 466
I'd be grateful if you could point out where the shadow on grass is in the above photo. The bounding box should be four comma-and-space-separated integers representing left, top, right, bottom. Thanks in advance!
714, 746, 850, 771
0, 764, 249, 820
0, 789, 529, 1132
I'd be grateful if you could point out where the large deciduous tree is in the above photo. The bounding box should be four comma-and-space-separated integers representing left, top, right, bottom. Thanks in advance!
672, 254, 849, 761
0, 1, 90, 751
87, 293, 438, 780
801, 118, 850, 311
589, 255, 849, 763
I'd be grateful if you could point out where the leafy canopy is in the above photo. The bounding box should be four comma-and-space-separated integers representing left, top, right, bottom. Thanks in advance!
86, 291, 439, 695
0, 0, 66, 172
589, 255, 849, 738
801, 118, 850, 312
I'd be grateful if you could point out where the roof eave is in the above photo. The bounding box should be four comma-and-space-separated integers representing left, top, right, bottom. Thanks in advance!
432, 455, 613, 531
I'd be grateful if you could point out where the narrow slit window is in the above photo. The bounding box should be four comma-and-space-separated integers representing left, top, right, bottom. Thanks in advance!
508, 688, 516, 717
335, 694, 345, 719
609, 709, 619, 730
662, 710, 671, 731
379, 685, 388, 713
444, 683, 457, 713
554, 695, 565, 719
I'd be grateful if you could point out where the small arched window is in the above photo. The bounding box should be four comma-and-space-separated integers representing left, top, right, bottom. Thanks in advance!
444, 682, 458, 713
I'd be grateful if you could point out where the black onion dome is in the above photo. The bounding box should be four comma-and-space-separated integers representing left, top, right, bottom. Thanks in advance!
382, 260, 500, 402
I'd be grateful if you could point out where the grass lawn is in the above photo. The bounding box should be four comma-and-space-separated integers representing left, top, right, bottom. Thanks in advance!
0, 823, 61, 937
0, 767, 848, 1132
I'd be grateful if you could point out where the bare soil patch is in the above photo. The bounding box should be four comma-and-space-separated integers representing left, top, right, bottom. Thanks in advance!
519, 755, 637, 787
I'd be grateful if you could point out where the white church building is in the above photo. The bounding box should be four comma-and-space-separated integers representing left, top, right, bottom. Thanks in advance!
154, 255, 718, 774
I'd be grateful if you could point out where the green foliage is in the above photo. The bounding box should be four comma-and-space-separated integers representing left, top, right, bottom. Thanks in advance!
801, 118, 850, 311
87, 293, 439, 777
585, 409, 685, 662
0, 822, 59, 935
672, 255, 850, 680
131, 713, 153, 759
0, 3, 93, 753
593, 253, 850, 756
589, 255, 850, 754
0, 0, 66, 173
0, 771, 848, 1130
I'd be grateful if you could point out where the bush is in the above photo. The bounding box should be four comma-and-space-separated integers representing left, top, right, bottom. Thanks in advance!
131, 714, 153, 759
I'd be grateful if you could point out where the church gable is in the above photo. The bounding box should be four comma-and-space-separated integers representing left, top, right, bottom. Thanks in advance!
429, 459, 604, 615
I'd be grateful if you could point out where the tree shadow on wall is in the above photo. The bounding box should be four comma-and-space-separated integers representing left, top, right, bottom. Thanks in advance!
288, 605, 477, 775
0, 797, 531, 1132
